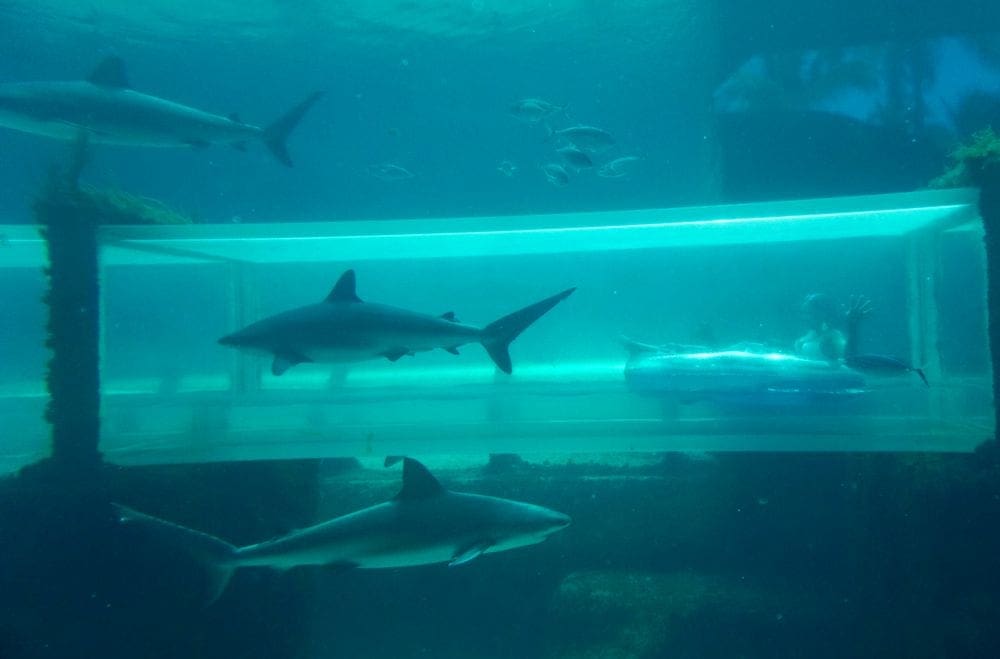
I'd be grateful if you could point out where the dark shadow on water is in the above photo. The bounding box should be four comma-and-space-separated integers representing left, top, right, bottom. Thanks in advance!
717, 110, 943, 201
0, 456, 319, 659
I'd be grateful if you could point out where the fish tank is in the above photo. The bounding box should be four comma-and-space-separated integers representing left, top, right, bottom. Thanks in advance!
2, 2, 1000, 659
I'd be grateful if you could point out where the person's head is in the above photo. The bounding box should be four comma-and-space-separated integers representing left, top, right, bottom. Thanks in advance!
801, 293, 839, 329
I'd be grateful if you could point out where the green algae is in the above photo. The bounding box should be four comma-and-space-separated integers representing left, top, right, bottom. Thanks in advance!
931, 127, 1000, 189
36, 132, 193, 228
78, 185, 193, 225
36, 183, 193, 228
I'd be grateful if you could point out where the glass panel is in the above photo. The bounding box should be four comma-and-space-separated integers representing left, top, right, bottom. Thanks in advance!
0, 188, 965, 469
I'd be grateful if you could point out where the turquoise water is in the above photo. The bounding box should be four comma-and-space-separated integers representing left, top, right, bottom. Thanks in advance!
1, 2, 999, 658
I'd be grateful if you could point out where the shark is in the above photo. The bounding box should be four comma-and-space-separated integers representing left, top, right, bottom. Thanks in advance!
218, 269, 576, 375
0, 55, 322, 166
114, 457, 571, 603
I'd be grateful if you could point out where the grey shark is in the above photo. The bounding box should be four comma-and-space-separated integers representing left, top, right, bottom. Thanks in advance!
114, 457, 571, 603
218, 269, 576, 375
0, 56, 322, 166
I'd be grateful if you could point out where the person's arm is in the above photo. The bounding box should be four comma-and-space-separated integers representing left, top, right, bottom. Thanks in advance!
794, 331, 810, 355
844, 295, 873, 358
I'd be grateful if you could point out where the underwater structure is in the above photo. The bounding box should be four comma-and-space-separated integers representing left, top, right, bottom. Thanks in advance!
34, 137, 103, 473
2, 2, 1000, 658
980, 150, 1000, 450
624, 346, 867, 407
935, 128, 1000, 450
0, 142, 318, 659
27, 137, 195, 474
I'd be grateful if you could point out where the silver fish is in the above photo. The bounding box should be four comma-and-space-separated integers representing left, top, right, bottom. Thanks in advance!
541, 163, 571, 187
367, 163, 414, 181
549, 125, 615, 151
597, 156, 641, 179
496, 159, 518, 177
557, 146, 593, 169
509, 98, 565, 123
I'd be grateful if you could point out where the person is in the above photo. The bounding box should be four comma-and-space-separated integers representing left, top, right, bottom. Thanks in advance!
794, 293, 872, 362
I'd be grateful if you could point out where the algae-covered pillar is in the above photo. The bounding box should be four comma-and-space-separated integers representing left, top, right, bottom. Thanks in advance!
33, 137, 103, 472
937, 129, 1000, 446
977, 161, 1000, 446
28, 137, 193, 475
931, 128, 1000, 446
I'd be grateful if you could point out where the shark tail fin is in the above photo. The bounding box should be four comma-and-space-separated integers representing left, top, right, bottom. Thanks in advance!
480, 288, 575, 374
112, 504, 239, 605
262, 91, 324, 167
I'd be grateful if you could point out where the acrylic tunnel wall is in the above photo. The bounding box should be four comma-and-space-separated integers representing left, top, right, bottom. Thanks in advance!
0, 188, 992, 472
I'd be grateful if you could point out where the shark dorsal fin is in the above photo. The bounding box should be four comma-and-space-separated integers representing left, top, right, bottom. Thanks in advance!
88, 56, 130, 89
385, 456, 445, 500
325, 270, 362, 303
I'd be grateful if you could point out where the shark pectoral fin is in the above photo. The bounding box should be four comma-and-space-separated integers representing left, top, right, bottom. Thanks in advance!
440, 311, 459, 322
272, 352, 309, 376
449, 541, 493, 567
203, 563, 237, 606
444, 346, 460, 355
383, 347, 412, 362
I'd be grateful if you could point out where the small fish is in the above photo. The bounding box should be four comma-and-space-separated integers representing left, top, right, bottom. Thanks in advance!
367, 163, 414, 181
557, 146, 593, 169
509, 98, 564, 123
845, 354, 929, 387
549, 125, 615, 151
542, 163, 570, 187
496, 160, 518, 177
597, 156, 641, 179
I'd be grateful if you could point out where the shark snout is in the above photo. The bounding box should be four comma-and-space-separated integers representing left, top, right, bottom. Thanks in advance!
542, 509, 571, 534
217, 330, 248, 347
